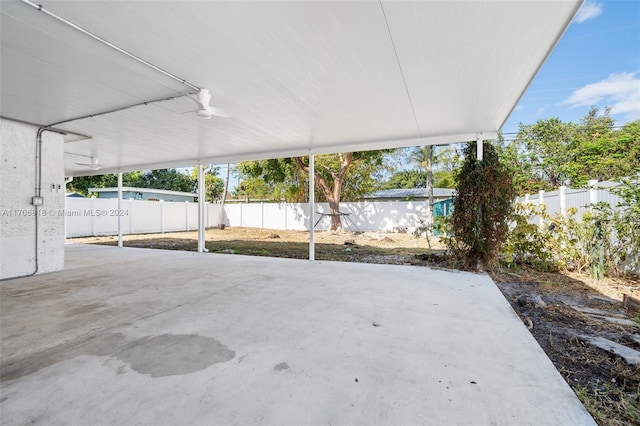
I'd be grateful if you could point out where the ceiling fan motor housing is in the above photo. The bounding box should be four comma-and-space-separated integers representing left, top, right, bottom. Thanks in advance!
196, 109, 212, 118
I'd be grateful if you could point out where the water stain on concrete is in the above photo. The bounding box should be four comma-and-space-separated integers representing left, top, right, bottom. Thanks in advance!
273, 362, 290, 371
1, 332, 126, 382
116, 334, 234, 377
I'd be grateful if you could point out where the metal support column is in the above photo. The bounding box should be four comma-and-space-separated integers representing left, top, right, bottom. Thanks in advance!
117, 172, 123, 248
309, 152, 315, 261
197, 164, 206, 253
475, 134, 483, 270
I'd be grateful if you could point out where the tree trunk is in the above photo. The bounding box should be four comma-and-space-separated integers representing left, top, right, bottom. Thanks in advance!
424, 146, 434, 235
294, 154, 352, 232
327, 197, 342, 231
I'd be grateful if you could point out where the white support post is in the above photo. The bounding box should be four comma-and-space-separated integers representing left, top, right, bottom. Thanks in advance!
117, 172, 123, 248
476, 134, 483, 161
425, 145, 433, 234
197, 164, 206, 253
559, 186, 567, 218
309, 151, 315, 261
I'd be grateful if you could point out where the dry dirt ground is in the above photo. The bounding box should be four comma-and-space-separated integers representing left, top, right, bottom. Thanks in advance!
70, 227, 639, 425
69, 227, 447, 264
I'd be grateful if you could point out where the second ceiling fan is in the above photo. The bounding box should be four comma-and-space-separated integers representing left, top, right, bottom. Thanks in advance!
187, 89, 232, 119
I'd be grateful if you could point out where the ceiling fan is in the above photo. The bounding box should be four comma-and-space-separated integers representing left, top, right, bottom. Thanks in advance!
186, 89, 232, 119
75, 156, 105, 170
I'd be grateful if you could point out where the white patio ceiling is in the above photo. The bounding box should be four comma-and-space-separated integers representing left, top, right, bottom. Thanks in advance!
0, 0, 582, 177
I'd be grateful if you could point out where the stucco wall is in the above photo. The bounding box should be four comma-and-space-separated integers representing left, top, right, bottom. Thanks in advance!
0, 119, 65, 279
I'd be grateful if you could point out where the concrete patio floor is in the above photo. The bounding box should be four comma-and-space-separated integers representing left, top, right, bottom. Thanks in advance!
1, 244, 594, 425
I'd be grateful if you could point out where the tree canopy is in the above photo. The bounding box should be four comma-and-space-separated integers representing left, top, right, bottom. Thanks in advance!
235, 151, 394, 203
506, 107, 639, 194
67, 171, 145, 196
189, 167, 225, 202
67, 168, 224, 201
235, 150, 395, 230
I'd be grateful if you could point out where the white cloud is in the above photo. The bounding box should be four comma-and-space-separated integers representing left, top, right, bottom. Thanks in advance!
514, 105, 524, 112
574, 1, 603, 24
563, 72, 640, 120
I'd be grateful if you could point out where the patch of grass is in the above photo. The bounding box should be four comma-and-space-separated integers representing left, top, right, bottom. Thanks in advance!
204, 240, 432, 262
207, 240, 307, 259
574, 383, 640, 426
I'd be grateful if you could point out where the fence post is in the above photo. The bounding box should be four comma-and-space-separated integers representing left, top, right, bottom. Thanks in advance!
185, 201, 189, 231
284, 203, 288, 231
589, 179, 598, 209
160, 200, 165, 233
128, 199, 133, 235
90, 196, 96, 236
261, 202, 264, 229
559, 186, 567, 218
524, 193, 530, 204
538, 190, 545, 228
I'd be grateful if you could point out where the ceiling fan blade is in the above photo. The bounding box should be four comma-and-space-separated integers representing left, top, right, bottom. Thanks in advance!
209, 107, 232, 118
75, 159, 105, 169
183, 90, 232, 118
196, 109, 213, 119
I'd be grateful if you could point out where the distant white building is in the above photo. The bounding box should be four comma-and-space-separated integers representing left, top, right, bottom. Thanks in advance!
88, 187, 197, 202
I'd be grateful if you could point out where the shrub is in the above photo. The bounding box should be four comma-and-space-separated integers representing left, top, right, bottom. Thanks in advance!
503, 174, 639, 279
449, 141, 515, 269
503, 205, 589, 273
609, 175, 640, 276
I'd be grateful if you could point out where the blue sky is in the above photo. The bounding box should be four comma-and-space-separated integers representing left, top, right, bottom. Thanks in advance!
501, 0, 640, 135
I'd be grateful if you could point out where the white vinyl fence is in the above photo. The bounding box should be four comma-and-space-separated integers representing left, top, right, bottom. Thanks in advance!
516, 180, 624, 221
64, 198, 432, 237
66, 180, 629, 238
517, 180, 638, 275
65, 197, 227, 238
224, 201, 431, 232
